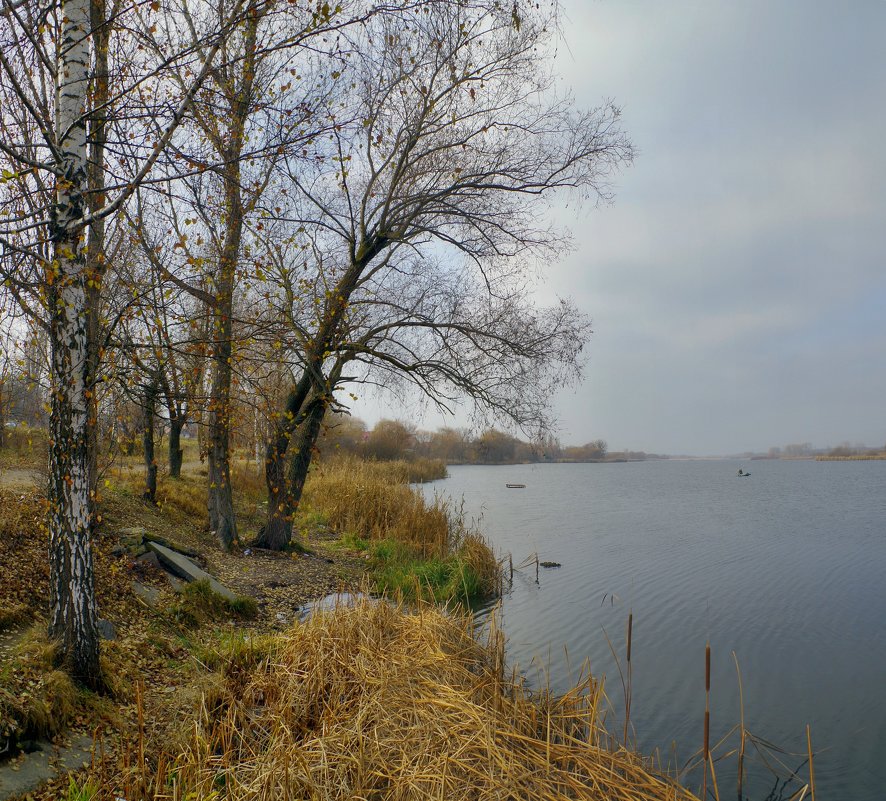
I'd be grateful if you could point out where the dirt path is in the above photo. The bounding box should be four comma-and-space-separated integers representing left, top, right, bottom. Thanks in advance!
0, 469, 41, 489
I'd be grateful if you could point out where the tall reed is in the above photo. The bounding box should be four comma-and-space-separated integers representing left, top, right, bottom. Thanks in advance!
703, 641, 711, 800
302, 455, 500, 601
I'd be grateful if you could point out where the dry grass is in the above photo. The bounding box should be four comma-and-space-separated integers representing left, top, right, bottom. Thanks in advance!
0, 424, 48, 469
0, 626, 81, 745
104, 598, 696, 801
303, 456, 501, 601
303, 455, 451, 556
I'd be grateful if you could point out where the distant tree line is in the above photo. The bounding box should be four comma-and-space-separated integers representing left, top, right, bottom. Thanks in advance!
765, 442, 886, 459
315, 415, 631, 465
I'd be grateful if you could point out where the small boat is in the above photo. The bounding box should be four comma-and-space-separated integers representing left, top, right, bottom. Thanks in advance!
506, 483, 526, 489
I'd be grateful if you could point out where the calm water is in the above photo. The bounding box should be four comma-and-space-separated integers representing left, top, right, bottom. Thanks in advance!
424, 460, 886, 800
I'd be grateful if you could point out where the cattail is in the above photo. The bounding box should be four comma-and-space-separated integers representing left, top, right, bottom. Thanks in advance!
703, 642, 711, 800
624, 611, 634, 745
807, 724, 816, 801
733, 651, 746, 801
626, 612, 634, 663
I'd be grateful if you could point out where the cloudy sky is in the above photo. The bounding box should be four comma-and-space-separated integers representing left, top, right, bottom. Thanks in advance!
360, 1, 886, 456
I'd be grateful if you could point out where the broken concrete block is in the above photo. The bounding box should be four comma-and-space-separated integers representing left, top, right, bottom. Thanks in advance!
146, 541, 238, 602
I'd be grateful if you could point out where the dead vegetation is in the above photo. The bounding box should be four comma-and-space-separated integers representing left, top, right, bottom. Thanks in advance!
76, 598, 698, 801
1, 449, 699, 801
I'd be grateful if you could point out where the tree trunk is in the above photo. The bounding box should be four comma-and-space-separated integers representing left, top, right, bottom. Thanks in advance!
206, 174, 241, 550
168, 413, 184, 478
256, 402, 325, 551
258, 427, 293, 550
207, 355, 236, 546
260, 371, 313, 549
258, 375, 335, 551
142, 380, 158, 503
288, 399, 326, 509
47, 0, 101, 688
85, 0, 109, 503
0, 378, 6, 449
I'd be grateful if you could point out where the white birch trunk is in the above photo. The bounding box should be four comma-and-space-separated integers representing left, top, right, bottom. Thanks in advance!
47, 0, 102, 687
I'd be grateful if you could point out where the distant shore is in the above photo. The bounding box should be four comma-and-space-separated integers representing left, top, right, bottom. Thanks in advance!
815, 454, 886, 461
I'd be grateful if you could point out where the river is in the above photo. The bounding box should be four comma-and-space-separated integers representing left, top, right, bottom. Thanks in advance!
423, 459, 886, 800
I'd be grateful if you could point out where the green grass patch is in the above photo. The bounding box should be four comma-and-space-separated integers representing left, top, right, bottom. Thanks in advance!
192, 630, 280, 673
334, 531, 370, 552
65, 777, 99, 801
166, 580, 258, 628
369, 537, 493, 604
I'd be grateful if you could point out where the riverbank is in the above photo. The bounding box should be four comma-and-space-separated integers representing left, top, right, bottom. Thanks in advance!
1, 453, 696, 800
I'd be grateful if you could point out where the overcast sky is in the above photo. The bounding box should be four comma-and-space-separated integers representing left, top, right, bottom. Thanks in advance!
357, 0, 886, 456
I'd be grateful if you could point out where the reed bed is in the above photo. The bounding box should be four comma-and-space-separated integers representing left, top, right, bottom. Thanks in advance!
302, 456, 501, 601
303, 455, 451, 554
156, 598, 697, 801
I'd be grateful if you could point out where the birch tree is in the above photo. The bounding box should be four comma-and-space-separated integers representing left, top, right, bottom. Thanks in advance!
0, 0, 245, 685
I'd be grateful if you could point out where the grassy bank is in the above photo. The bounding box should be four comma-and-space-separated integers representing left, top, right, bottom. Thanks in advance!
70, 598, 697, 801
302, 456, 500, 603
1, 442, 698, 801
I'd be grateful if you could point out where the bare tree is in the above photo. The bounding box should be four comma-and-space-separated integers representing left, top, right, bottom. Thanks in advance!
256, 0, 631, 549
0, 0, 246, 684
128, 0, 365, 548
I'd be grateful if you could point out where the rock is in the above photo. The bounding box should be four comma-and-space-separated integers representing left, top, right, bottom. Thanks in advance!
144, 533, 201, 559
96, 619, 116, 640
117, 527, 147, 557
165, 573, 184, 592
135, 551, 161, 569
120, 526, 147, 544
146, 541, 239, 602
131, 581, 161, 607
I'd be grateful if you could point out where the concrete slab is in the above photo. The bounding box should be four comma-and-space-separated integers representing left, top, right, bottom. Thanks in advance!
0, 735, 93, 800
146, 541, 238, 602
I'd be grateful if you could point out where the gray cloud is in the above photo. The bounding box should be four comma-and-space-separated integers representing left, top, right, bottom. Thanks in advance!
352, 1, 886, 455
547, 0, 886, 453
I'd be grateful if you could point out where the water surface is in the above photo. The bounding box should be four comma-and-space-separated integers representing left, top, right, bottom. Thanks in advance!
424, 460, 886, 800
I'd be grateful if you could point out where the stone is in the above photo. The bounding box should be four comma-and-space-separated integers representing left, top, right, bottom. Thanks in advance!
146, 541, 238, 602
96, 619, 116, 640
165, 573, 184, 592
131, 581, 161, 607
135, 551, 161, 569
0, 735, 93, 799
119, 527, 147, 556
144, 533, 201, 559
119, 526, 147, 545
